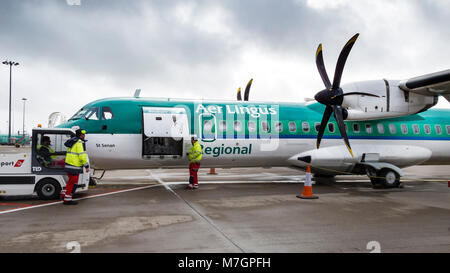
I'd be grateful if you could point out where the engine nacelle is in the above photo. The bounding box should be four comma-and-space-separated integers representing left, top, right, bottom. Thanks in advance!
341, 80, 438, 120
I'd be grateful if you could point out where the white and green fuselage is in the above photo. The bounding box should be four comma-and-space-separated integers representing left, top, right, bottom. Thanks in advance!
57, 97, 450, 174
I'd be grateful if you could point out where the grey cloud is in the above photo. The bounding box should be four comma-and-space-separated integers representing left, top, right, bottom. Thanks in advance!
0, 0, 237, 84
1, 0, 450, 133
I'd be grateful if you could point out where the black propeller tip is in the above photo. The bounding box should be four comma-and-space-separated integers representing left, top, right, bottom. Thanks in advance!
244, 78, 253, 101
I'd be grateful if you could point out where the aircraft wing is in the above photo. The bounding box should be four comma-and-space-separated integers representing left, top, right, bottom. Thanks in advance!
399, 69, 450, 100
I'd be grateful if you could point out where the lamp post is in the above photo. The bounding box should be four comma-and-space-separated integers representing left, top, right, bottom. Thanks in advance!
2, 60, 19, 144
22, 98, 27, 137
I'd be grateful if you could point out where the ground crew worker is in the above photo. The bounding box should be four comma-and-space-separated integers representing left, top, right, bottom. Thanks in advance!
187, 136, 202, 189
37, 136, 56, 167
62, 129, 89, 205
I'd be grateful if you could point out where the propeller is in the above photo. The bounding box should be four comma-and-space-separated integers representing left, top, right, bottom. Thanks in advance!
237, 79, 253, 101
314, 33, 379, 157
244, 78, 253, 101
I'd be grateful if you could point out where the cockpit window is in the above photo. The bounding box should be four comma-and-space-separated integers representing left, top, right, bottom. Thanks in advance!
102, 107, 114, 120
69, 109, 86, 120
85, 108, 99, 120
69, 107, 99, 121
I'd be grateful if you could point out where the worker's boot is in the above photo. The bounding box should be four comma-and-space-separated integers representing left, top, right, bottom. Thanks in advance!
186, 184, 193, 190
193, 184, 199, 189
63, 200, 78, 205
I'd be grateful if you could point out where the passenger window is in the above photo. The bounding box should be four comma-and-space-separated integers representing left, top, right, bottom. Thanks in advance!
446, 125, 450, 135
377, 123, 385, 134
401, 124, 408, 134
328, 123, 335, 133
261, 122, 269, 132
424, 125, 431, 134
413, 124, 420, 134
435, 125, 442, 135
289, 122, 296, 132
102, 107, 114, 120
315, 122, 320, 133
389, 124, 396, 134
275, 122, 283, 132
203, 120, 213, 132
302, 122, 310, 132
365, 124, 373, 134
234, 121, 242, 132
353, 123, 360, 133
219, 121, 227, 131
248, 121, 256, 132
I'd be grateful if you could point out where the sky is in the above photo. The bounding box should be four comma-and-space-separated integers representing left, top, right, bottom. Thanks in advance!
0, 0, 449, 135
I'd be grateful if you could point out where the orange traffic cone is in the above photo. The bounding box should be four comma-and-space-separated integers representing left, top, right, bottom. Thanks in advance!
297, 165, 319, 199
208, 168, 218, 175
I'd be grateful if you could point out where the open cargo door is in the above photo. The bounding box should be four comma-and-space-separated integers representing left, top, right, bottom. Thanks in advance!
142, 107, 189, 159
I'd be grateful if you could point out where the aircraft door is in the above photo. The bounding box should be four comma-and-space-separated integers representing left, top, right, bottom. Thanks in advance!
142, 107, 189, 159
199, 113, 217, 142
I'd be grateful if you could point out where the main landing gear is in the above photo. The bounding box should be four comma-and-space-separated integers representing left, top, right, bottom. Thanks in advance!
367, 167, 401, 188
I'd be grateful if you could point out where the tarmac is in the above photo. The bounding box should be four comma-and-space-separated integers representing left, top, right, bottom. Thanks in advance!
0, 158, 449, 253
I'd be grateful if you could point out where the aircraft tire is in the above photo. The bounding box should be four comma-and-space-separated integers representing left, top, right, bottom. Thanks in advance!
367, 167, 383, 188
377, 169, 400, 188
370, 177, 383, 188
36, 178, 62, 200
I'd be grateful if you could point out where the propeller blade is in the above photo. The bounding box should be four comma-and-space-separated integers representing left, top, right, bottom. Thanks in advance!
244, 78, 253, 101
332, 105, 354, 157
315, 44, 332, 89
237, 87, 242, 101
332, 33, 359, 90
316, 105, 333, 149
335, 92, 380, 98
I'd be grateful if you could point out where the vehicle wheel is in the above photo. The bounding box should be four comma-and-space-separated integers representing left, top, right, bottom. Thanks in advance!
36, 178, 62, 200
377, 169, 400, 188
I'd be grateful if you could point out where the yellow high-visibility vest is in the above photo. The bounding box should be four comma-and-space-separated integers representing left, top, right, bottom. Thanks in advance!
65, 139, 88, 167
37, 145, 57, 159
188, 141, 203, 163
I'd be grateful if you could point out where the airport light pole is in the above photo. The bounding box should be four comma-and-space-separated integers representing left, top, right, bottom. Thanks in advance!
22, 98, 27, 137
2, 60, 19, 144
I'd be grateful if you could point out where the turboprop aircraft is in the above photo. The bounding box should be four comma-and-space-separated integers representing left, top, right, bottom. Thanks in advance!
49, 33, 450, 189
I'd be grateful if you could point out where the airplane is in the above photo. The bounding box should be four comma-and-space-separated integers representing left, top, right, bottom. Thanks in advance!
43, 33, 450, 189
